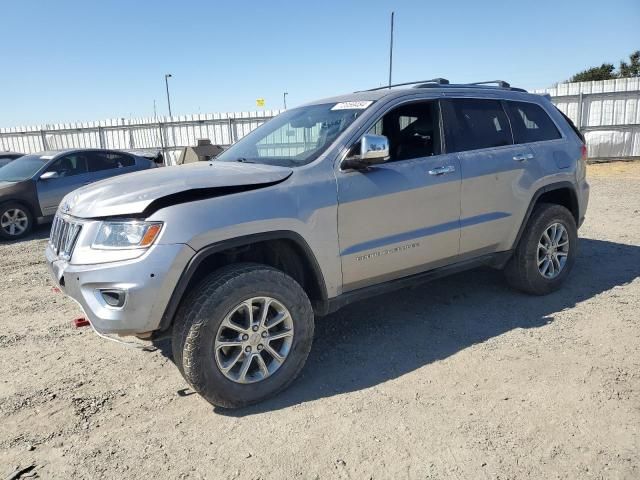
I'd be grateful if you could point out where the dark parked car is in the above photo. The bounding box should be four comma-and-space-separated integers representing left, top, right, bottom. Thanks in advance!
0, 149, 157, 239
0, 151, 24, 168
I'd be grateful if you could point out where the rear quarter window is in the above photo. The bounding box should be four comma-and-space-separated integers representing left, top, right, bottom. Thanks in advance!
555, 106, 585, 143
88, 152, 135, 172
505, 101, 562, 144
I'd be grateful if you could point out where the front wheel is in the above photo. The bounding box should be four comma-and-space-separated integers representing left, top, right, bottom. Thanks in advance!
172, 263, 314, 408
0, 202, 33, 240
505, 203, 578, 295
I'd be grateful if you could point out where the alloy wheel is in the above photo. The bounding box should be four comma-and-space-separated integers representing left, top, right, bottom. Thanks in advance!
214, 297, 294, 384
537, 222, 569, 279
0, 208, 29, 237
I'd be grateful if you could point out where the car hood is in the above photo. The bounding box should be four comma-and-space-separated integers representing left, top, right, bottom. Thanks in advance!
63, 161, 293, 218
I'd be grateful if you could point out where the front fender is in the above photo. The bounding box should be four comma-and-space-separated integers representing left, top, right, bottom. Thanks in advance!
156, 230, 328, 333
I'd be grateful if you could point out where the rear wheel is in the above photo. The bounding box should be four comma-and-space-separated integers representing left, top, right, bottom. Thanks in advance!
505, 203, 577, 295
0, 202, 33, 240
172, 263, 314, 408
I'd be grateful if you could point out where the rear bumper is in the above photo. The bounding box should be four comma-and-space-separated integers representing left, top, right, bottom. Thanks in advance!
46, 243, 195, 335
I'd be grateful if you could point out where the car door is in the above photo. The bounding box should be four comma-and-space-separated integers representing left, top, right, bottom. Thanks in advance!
337, 99, 462, 292
440, 98, 535, 258
36, 153, 93, 216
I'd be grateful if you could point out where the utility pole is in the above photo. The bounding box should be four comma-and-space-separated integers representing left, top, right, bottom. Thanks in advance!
388, 11, 394, 88
164, 73, 173, 117
153, 99, 157, 119
283, 92, 288, 109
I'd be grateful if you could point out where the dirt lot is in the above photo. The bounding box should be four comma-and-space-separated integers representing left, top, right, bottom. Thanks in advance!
1, 161, 639, 479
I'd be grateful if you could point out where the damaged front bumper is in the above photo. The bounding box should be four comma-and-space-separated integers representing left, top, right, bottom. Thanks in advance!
46, 243, 195, 336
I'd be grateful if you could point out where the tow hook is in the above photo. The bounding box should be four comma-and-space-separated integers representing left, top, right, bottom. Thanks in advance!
73, 317, 90, 328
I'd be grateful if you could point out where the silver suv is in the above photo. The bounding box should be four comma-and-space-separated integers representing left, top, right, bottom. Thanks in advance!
46, 79, 590, 408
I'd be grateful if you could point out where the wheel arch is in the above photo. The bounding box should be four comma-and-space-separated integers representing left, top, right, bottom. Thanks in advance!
0, 179, 42, 219
0, 198, 34, 215
157, 231, 328, 334
512, 181, 579, 249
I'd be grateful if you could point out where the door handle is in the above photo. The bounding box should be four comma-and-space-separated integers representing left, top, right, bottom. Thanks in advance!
428, 165, 456, 176
513, 153, 534, 162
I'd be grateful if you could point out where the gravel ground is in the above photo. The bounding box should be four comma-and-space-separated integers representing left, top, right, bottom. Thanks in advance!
1, 161, 639, 479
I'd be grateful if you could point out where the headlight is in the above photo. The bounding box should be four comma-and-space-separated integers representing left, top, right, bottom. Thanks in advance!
92, 221, 163, 249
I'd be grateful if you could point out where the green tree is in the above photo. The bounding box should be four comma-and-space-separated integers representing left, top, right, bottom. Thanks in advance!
568, 50, 640, 82
619, 50, 640, 78
569, 63, 616, 82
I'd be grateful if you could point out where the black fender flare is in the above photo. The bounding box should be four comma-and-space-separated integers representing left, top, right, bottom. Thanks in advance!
512, 181, 579, 249
157, 231, 328, 333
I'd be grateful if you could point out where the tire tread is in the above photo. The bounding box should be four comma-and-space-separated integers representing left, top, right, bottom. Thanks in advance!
505, 203, 577, 295
171, 262, 314, 408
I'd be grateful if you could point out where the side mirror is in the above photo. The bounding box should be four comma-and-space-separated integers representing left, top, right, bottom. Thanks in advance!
40, 171, 59, 180
342, 134, 390, 170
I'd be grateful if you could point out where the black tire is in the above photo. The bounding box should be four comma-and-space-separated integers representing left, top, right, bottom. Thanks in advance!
0, 202, 33, 240
505, 203, 578, 295
172, 263, 314, 408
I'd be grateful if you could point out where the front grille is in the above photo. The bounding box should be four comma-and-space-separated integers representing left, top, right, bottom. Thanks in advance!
49, 215, 82, 260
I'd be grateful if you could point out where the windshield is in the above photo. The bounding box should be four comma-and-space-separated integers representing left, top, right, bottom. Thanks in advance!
217, 102, 372, 167
0, 154, 47, 182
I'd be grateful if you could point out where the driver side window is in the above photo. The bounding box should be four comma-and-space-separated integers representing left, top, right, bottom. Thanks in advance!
366, 101, 442, 161
46, 154, 89, 177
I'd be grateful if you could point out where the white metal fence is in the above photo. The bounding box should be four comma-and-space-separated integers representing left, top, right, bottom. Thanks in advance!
0, 110, 282, 165
2, 78, 639, 162
533, 77, 640, 158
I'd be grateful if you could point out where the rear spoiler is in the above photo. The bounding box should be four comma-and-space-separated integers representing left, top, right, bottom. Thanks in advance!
535, 92, 552, 101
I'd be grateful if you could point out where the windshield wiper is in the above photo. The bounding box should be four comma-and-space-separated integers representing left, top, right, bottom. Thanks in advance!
235, 158, 256, 164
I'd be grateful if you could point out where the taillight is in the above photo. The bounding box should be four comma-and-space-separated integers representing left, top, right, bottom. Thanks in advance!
578, 144, 588, 180
580, 144, 588, 161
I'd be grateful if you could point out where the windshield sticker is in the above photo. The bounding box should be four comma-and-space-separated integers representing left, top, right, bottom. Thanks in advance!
331, 101, 373, 111
41, 155, 55, 160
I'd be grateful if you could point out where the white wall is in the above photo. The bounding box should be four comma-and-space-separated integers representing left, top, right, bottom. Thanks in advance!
533, 78, 640, 158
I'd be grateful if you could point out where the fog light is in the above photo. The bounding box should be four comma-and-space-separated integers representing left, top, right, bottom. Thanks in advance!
100, 289, 126, 308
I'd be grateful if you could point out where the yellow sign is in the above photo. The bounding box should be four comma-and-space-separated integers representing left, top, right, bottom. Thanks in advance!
256, 98, 265, 107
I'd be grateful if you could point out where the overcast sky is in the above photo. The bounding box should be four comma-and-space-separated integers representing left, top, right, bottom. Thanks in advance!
1, 0, 638, 127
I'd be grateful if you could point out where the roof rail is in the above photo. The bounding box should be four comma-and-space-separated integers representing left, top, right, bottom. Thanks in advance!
469, 80, 511, 88
360, 78, 450, 92
357, 78, 528, 94
413, 78, 450, 88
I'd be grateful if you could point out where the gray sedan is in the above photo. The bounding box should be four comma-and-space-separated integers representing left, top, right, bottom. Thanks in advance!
0, 149, 156, 240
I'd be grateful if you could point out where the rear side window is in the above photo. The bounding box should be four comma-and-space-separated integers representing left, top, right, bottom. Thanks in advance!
441, 99, 512, 153
505, 101, 562, 144
88, 152, 135, 172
